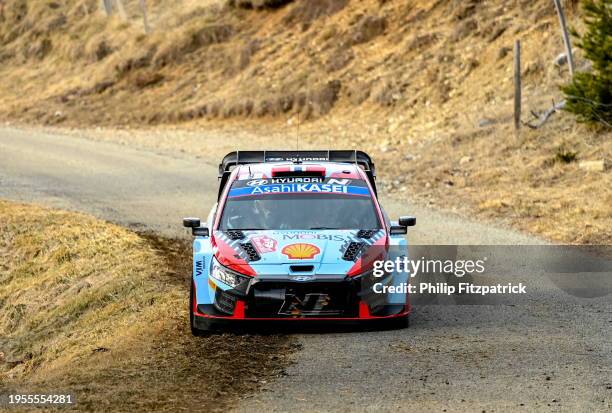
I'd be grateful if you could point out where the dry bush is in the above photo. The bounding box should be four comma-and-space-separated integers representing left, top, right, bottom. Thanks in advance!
238, 38, 261, 70
372, 79, 406, 107
283, 0, 348, 26
153, 23, 233, 67
345, 81, 372, 105
349, 15, 387, 45
131, 70, 164, 89
404, 33, 439, 52
451, 0, 479, 21
84, 37, 115, 62
450, 18, 478, 42
228, 0, 293, 10
325, 47, 354, 72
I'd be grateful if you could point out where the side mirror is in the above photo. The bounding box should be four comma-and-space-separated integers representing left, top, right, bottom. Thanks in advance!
183, 217, 201, 228
192, 226, 209, 237
183, 217, 209, 237
399, 216, 416, 227
390, 216, 416, 235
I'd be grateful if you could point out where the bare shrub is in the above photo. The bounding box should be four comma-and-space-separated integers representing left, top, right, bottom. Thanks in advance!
450, 18, 478, 42
372, 79, 405, 107
238, 39, 261, 70
25, 37, 52, 59
153, 24, 233, 67
283, 0, 348, 26
85, 39, 114, 62
404, 33, 439, 52
306, 79, 342, 117
115, 45, 156, 75
131, 71, 164, 89
325, 48, 354, 72
349, 15, 387, 45
229, 0, 293, 10
346, 82, 372, 105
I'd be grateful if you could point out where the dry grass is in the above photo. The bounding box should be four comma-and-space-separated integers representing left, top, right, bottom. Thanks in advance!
0, 200, 295, 411
0, 0, 609, 244
0, 0, 585, 124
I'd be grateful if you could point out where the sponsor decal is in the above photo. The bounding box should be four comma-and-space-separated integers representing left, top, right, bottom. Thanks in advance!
267, 156, 327, 162
252, 184, 347, 194
283, 233, 345, 242
229, 183, 369, 197
246, 179, 268, 186
278, 293, 335, 316
282, 243, 321, 260
247, 177, 324, 186
251, 235, 278, 253
291, 276, 315, 282
327, 178, 351, 185
195, 258, 205, 276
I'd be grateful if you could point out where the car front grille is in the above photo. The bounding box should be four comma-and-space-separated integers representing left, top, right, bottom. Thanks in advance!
247, 280, 358, 318
214, 289, 237, 314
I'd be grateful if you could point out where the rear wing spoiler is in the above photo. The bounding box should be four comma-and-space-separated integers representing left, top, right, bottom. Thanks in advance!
218, 150, 377, 199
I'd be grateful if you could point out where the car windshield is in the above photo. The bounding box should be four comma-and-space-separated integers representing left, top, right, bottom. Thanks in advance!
219, 179, 381, 230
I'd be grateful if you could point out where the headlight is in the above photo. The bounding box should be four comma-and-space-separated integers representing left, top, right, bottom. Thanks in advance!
211, 259, 248, 288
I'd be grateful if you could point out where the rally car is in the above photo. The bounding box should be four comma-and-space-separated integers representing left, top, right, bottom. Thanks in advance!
183, 150, 415, 334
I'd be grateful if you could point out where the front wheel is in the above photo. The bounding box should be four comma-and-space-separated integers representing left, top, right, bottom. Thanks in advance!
382, 315, 410, 330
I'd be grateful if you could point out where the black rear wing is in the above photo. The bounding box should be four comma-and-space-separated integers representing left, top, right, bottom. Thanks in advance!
218, 150, 377, 199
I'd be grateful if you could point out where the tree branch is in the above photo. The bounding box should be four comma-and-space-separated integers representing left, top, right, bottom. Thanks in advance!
523, 100, 566, 129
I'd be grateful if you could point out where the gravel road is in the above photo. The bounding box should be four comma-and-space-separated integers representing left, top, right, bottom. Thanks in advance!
0, 127, 610, 412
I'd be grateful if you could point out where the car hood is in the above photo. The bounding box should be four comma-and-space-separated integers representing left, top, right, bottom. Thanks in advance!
213, 229, 386, 273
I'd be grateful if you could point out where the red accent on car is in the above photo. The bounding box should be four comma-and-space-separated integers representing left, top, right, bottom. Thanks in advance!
346, 235, 388, 276
193, 310, 410, 321
233, 301, 246, 319
213, 235, 257, 276
192, 280, 209, 317
359, 301, 371, 318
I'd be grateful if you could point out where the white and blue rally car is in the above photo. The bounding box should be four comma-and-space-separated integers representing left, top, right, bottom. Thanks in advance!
183, 151, 415, 334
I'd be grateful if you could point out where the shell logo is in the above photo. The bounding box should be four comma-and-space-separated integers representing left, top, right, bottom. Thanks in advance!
281, 243, 321, 260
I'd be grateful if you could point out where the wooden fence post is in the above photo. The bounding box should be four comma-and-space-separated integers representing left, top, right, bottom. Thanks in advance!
139, 0, 151, 33
114, 0, 128, 20
101, 0, 113, 16
553, 0, 575, 77
514, 40, 521, 134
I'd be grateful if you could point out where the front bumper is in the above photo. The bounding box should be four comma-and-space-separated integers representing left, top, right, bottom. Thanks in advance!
194, 273, 410, 323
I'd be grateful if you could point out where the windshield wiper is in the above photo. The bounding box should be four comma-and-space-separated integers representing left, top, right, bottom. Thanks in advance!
309, 226, 342, 230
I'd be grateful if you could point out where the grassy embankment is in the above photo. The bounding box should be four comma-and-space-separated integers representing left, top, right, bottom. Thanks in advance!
0, 200, 294, 412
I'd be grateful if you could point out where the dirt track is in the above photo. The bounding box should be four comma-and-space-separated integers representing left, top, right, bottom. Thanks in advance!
0, 127, 610, 412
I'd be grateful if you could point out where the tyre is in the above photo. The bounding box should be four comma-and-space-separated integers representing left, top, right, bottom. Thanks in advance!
383, 315, 410, 330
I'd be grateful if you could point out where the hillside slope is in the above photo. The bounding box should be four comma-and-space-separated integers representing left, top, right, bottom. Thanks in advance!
0, 0, 588, 124
0, 0, 609, 243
